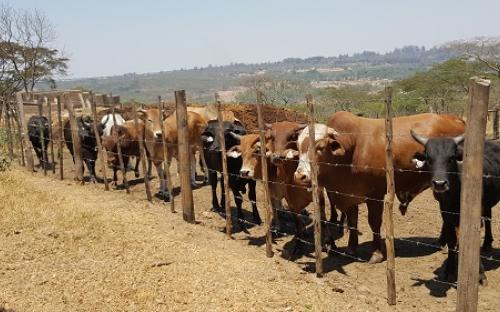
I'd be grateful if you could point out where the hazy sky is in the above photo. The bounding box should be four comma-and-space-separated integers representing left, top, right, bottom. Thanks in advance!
10, 0, 500, 78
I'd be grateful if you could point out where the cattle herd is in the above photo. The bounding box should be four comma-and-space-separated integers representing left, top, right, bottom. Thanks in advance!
26, 105, 500, 285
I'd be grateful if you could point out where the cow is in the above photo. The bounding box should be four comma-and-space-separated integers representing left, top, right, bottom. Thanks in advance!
139, 108, 207, 201
27, 116, 50, 169
100, 113, 125, 137
63, 116, 102, 183
229, 121, 343, 252
411, 131, 500, 283
101, 119, 152, 185
202, 120, 261, 225
291, 111, 465, 264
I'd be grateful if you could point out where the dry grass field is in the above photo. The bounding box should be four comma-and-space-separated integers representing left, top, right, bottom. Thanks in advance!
1, 159, 500, 312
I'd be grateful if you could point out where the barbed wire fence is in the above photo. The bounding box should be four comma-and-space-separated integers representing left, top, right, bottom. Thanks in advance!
0, 83, 499, 310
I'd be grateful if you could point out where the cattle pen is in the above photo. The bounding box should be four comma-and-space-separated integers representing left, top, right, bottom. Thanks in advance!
1, 83, 500, 312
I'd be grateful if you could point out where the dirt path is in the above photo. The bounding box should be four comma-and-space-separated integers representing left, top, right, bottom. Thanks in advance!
1, 166, 499, 311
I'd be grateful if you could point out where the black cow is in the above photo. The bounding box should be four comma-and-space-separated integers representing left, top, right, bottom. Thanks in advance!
27, 116, 50, 168
411, 130, 500, 283
63, 116, 102, 182
201, 120, 261, 225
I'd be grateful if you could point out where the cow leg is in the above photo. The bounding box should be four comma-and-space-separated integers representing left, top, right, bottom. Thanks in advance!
190, 152, 197, 187
438, 211, 447, 248
209, 170, 220, 211
155, 162, 169, 201
34, 147, 43, 167
482, 207, 493, 252
85, 159, 97, 183
112, 166, 118, 185
232, 188, 244, 225
147, 159, 153, 179
367, 200, 384, 264
199, 150, 209, 184
134, 156, 140, 178
444, 222, 458, 282
271, 198, 283, 231
122, 156, 130, 185
288, 214, 305, 257
345, 205, 359, 256
248, 180, 261, 225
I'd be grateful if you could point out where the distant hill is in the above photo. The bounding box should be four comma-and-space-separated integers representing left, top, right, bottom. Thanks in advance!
50, 44, 460, 103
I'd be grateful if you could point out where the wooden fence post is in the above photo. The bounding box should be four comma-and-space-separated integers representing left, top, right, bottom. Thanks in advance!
306, 94, 323, 277
16, 92, 34, 171
132, 102, 152, 201
383, 86, 397, 305
493, 107, 499, 140
65, 93, 84, 183
216, 94, 232, 237
112, 104, 130, 193
46, 97, 56, 174
4, 101, 14, 160
158, 96, 175, 212
90, 93, 110, 191
175, 90, 195, 222
56, 96, 64, 180
456, 78, 490, 312
37, 100, 48, 176
256, 91, 274, 258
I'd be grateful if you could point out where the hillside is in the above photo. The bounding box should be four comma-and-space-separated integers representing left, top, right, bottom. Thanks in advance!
51, 44, 458, 103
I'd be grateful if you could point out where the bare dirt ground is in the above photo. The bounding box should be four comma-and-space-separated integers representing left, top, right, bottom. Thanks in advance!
1, 149, 500, 312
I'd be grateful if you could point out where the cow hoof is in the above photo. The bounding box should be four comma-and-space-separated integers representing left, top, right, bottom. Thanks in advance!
368, 252, 384, 264
480, 274, 488, 286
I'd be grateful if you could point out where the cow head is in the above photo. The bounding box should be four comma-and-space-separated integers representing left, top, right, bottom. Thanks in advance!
265, 122, 307, 165
234, 134, 275, 179
138, 108, 163, 140
293, 124, 345, 186
411, 130, 465, 193
202, 120, 246, 154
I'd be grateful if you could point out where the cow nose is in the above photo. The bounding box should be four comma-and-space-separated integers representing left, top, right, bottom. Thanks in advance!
432, 180, 448, 192
294, 172, 310, 184
155, 132, 162, 139
240, 169, 250, 177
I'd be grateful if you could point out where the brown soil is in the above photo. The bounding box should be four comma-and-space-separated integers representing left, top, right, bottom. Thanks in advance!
1, 149, 500, 311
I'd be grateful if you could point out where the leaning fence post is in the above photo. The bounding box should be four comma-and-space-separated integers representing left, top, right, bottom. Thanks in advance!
65, 93, 84, 183
132, 102, 152, 201
112, 104, 130, 193
90, 93, 110, 191
256, 91, 274, 258
46, 97, 56, 174
383, 86, 397, 305
56, 96, 64, 180
16, 92, 34, 171
175, 90, 195, 223
456, 78, 490, 312
216, 94, 233, 237
158, 96, 175, 212
306, 94, 323, 277
493, 106, 499, 140
37, 100, 47, 176
4, 101, 14, 160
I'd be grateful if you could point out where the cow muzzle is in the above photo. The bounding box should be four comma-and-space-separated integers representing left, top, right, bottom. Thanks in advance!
240, 169, 254, 178
431, 180, 449, 193
294, 171, 311, 185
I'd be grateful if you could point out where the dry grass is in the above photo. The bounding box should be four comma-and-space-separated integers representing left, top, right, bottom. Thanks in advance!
1, 166, 500, 311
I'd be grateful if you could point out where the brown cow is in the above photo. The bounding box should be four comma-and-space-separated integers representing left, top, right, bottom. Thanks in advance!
230, 122, 343, 254
139, 108, 208, 200
101, 119, 152, 185
292, 111, 465, 264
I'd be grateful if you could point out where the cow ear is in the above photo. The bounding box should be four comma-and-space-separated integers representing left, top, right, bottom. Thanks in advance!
137, 109, 147, 119
227, 146, 241, 158
327, 138, 345, 156
411, 152, 426, 169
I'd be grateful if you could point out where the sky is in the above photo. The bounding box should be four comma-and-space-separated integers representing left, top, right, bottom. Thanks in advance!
9, 0, 500, 78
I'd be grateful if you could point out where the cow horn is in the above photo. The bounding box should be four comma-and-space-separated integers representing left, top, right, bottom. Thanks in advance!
410, 129, 428, 146
327, 127, 338, 136
453, 134, 465, 144
229, 131, 243, 141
